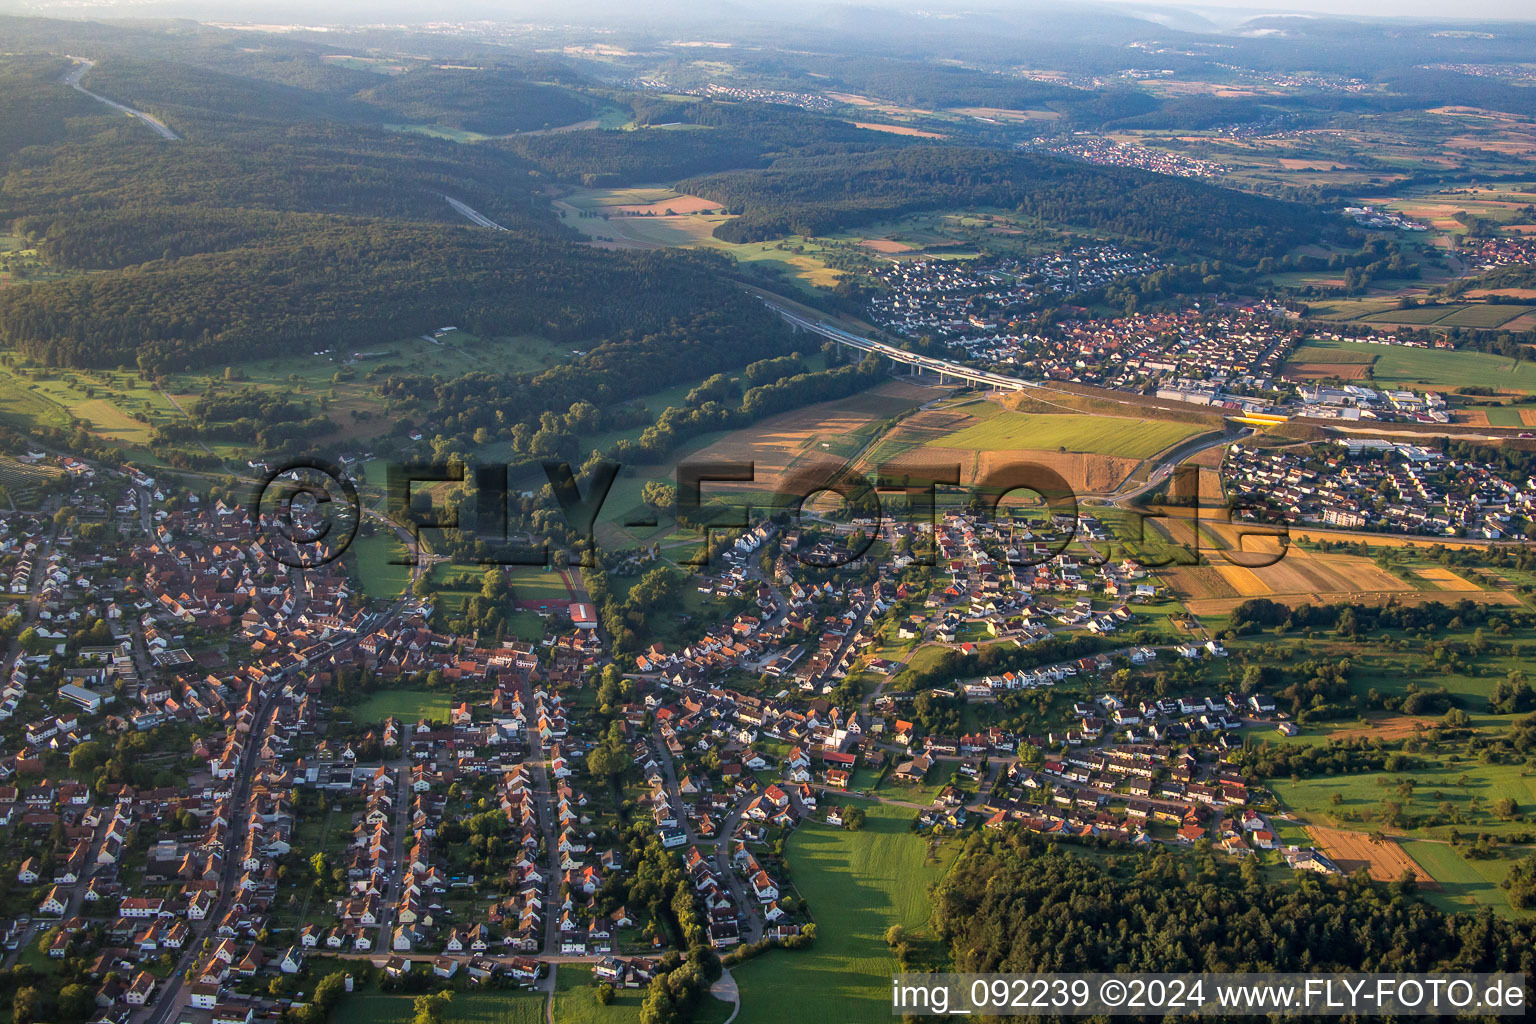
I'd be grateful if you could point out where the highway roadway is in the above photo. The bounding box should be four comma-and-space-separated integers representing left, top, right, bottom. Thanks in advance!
443, 195, 508, 231
62, 59, 180, 141
763, 300, 1031, 391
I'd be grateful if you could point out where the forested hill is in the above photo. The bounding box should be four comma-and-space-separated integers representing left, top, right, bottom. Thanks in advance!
0, 56, 111, 163
0, 227, 775, 374
500, 101, 902, 187
0, 57, 548, 232
935, 830, 1536, 980
678, 147, 1331, 260
353, 68, 594, 134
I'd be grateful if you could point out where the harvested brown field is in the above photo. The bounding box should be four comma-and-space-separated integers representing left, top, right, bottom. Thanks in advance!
948, 106, 1061, 122
1520, 409, 1536, 427
1154, 517, 1494, 613
1181, 589, 1518, 615
859, 238, 915, 253
857, 444, 1140, 494
688, 378, 941, 492
1285, 527, 1507, 550
1187, 446, 1228, 468
1214, 564, 1270, 596
1277, 158, 1352, 170
850, 121, 947, 138
1159, 565, 1238, 603
1284, 362, 1371, 381
1307, 826, 1434, 885
609, 193, 719, 215
1464, 287, 1536, 300
1416, 566, 1481, 591
1446, 134, 1536, 156
1326, 714, 1442, 742
1457, 409, 1492, 426
977, 450, 1140, 494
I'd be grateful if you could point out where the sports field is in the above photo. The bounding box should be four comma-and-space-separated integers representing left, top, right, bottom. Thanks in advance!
934, 412, 1200, 459
732, 800, 953, 1024
353, 688, 452, 724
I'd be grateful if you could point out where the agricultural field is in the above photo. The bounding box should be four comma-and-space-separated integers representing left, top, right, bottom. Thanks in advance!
1384, 184, 1536, 234
1273, 761, 1536, 843
1283, 338, 1379, 381
1355, 304, 1531, 329
1283, 338, 1536, 394
1372, 343, 1536, 393
0, 233, 73, 289
593, 378, 941, 550
555, 187, 847, 289
732, 800, 954, 1024
1306, 825, 1433, 884
1095, 114, 1536, 197
0, 456, 64, 508
0, 361, 193, 443
1150, 516, 1521, 615
856, 399, 1204, 497
550, 189, 1077, 287
352, 687, 453, 724
0, 331, 578, 457
934, 410, 1202, 459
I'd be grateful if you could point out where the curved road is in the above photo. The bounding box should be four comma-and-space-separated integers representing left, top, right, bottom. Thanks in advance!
62, 59, 180, 141
1107, 425, 1251, 507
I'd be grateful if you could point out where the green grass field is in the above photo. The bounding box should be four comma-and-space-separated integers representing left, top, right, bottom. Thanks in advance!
352, 530, 412, 600
1373, 345, 1536, 393
505, 565, 575, 602
353, 688, 452, 724
1482, 406, 1527, 426
551, 964, 644, 1024
1404, 839, 1520, 917
934, 412, 1200, 458
334, 988, 545, 1024
1289, 338, 1536, 393
1273, 760, 1536, 840
732, 800, 952, 1024
1359, 305, 1466, 325
1436, 305, 1532, 329
1288, 340, 1379, 364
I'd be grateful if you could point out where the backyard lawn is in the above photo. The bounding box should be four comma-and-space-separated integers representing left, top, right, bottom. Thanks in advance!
354, 688, 453, 724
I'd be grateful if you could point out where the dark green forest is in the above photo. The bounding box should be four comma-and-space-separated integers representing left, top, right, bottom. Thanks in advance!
0, 228, 775, 373
679, 147, 1333, 259
936, 830, 1536, 983
353, 67, 594, 134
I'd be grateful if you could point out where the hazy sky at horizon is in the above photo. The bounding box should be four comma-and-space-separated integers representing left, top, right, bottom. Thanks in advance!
1111, 0, 1536, 22
5, 0, 1536, 26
